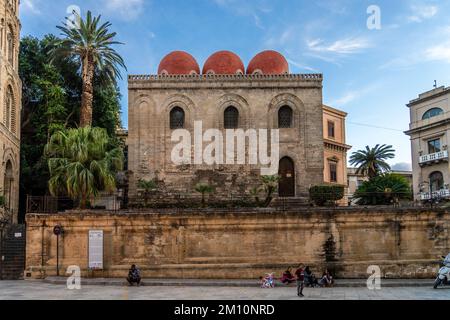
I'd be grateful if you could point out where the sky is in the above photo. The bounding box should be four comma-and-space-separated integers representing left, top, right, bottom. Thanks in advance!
19, 0, 450, 169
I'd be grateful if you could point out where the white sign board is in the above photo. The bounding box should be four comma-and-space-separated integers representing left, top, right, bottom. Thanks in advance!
88, 230, 103, 270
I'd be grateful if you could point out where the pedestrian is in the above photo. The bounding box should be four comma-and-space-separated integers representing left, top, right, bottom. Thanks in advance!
295, 264, 305, 297
319, 269, 334, 287
304, 266, 318, 287
280, 267, 296, 285
126, 264, 141, 286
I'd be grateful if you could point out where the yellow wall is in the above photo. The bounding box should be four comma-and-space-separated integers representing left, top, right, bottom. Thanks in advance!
25, 209, 449, 279
322, 105, 350, 187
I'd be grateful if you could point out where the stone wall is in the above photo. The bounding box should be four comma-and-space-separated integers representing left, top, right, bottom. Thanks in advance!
25, 208, 449, 279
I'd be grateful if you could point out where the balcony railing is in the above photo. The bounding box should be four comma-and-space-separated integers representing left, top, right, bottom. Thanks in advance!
420, 189, 450, 201
419, 150, 449, 165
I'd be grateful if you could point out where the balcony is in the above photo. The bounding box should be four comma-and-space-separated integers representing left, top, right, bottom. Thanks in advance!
419, 150, 449, 166
420, 189, 450, 201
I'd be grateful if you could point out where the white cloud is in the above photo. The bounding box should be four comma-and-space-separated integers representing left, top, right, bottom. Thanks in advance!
104, 0, 144, 21
21, 0, 41, 14
329, 84, 379, 107
307, 37, 371, 54
286, 59, 319, 73
426, 43, 450, 63
408, 5, 438, 23
391, 162, 412, 171
331, 92, 358, 106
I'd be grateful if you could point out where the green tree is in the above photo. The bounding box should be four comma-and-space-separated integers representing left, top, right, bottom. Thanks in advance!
195, 183, 214, 207
349, 144, 395, 179
261, 175, 280, 206
50, 11, 126, 127
19, 35, 123, 221
353, 174, 412, 205
45, 127, 124, 209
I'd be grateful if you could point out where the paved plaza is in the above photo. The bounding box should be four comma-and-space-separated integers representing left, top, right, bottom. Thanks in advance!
0, 280, 449, 300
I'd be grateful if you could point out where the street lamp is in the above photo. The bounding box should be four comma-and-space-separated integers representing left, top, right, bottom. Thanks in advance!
53, 225, 64, 276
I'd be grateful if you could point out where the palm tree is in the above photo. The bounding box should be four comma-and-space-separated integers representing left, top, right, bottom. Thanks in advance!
50, 11, 126, 127
45, 127, 124, 209
349, 144, 395, 179
138, 179, 158, 207
195, 183, 214, 207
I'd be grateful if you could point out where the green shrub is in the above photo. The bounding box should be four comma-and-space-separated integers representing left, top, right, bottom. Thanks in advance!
309, 185, 345, 206
353, 174, 412, 205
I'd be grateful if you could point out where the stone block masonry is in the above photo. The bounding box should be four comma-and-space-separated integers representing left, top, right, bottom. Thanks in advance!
25, 208, 449, 279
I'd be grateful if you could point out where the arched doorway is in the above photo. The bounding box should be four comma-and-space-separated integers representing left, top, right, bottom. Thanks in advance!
278, 157, 295, 197
430, 171, 444, 192
3, 160, 13, 210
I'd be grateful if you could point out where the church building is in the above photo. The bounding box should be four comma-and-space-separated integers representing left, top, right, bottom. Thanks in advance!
127, 50, 349, 201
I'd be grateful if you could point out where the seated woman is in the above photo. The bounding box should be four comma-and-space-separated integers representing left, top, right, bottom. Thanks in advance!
304, 266, 318, 287
319, 269, 334, 287
126, 264, 141, 286
280, 267, 296, 285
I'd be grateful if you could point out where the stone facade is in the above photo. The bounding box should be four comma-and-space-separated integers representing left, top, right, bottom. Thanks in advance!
127, 73, 325, 199
405, 86, 450, 201
0, 0, 20, 222
25, 208, 449, 279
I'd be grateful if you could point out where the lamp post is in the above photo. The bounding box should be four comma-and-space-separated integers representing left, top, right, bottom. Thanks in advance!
53, 225, 63, 276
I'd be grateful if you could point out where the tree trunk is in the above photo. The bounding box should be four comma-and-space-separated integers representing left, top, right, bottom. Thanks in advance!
80, 54, 95, 127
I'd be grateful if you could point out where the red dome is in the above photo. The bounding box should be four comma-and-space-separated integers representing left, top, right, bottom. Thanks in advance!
247, 50, 289, 75
158, 51, 200, 75
202, 51, 245, 75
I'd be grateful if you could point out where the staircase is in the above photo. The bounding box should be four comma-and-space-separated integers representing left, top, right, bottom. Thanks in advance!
0, 224, 26, 280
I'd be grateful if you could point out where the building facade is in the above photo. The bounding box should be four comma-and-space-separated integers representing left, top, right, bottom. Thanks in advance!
323, 105, 351, 186
0, 0, 20, 222
128, 51, 326, 200
405, 86, 450, 201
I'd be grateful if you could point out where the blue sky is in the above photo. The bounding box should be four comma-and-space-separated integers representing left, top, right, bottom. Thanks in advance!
20, 0, 450, 169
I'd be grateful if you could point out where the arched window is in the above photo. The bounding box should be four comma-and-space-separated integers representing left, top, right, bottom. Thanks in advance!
224, 106, 239, 129
4, 86, 13, 131
3, 160, 13, 210
422, 108, 443, 120
170, 107, 185, 129
278, 106, 293, 128
430, 171, 444, 192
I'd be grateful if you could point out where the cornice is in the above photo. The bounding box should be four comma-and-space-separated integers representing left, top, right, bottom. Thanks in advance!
405, 118, 450, 135
129, 74, 323, 90
324, 140, 352, 152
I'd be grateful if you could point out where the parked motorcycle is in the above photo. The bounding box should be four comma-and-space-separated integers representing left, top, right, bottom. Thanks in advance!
433, 254, 450, 289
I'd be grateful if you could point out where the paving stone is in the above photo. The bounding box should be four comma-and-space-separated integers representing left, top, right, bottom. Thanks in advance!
0, 280, 450, 300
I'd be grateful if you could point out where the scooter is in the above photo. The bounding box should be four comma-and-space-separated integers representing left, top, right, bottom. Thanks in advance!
433, 255, 450, 289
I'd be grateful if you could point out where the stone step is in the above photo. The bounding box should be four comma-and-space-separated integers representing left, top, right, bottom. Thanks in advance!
41, 277, 436, 288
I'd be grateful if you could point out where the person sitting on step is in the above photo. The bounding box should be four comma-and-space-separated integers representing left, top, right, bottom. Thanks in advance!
126, 264, 141, 286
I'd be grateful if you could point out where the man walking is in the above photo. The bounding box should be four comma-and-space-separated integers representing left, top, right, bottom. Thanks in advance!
295, 264, 305, 297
